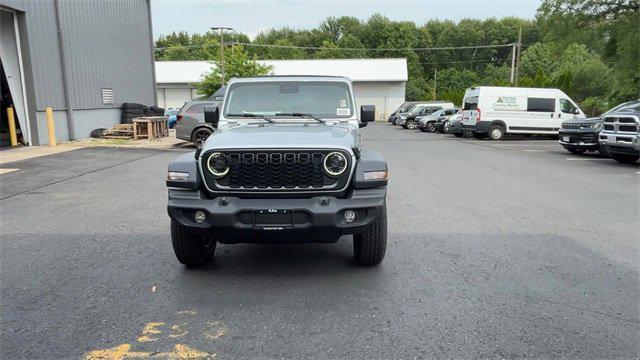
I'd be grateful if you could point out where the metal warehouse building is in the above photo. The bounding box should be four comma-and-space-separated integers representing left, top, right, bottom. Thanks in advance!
155, 58, 408, 121
0, 0, 156, 146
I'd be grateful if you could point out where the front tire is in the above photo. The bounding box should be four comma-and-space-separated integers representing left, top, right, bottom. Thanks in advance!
171, 220, 216, 268
353, 207, 387, 266
611, 153, 640, 164
405, 120, 418, 130
426, 122, 436, 132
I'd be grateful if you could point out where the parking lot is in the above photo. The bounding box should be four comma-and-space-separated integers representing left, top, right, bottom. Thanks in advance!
1, 122, 638, 359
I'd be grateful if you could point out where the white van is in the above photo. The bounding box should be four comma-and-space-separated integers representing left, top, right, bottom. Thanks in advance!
460, 86, 586, 140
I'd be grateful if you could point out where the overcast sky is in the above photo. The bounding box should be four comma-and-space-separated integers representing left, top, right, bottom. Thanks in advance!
151, 0, 542, 39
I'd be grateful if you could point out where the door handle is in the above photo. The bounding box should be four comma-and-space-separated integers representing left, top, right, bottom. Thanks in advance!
558, 113, 561, 118
550, 113, 554, 118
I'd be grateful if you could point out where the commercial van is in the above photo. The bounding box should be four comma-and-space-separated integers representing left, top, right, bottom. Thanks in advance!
461, 86, 586, 140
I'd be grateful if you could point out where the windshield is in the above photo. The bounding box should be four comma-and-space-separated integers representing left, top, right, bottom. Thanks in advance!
224, 81, 354, 118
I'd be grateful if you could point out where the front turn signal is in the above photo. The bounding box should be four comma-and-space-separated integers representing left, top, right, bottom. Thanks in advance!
363, 170, 388, 180
167, 171, 190, 181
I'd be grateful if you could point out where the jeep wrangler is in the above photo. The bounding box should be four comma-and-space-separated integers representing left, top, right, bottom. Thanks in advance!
166, 76, 389, 267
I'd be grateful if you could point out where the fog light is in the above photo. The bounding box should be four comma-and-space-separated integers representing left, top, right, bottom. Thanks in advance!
194, 211, 206, 223
344, 210, 356, 223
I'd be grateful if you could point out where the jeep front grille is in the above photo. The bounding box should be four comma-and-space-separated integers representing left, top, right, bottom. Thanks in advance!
201, 150, 351, 192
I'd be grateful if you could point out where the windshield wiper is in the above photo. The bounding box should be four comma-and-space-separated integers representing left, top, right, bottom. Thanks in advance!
275, 112, 325, 124
227, 113, 274, 123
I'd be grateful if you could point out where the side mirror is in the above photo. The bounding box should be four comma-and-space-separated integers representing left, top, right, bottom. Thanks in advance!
360, 105, 375, 123
204, 106, 220, 128
574, 108, 580, 115
359, 122, 368, 128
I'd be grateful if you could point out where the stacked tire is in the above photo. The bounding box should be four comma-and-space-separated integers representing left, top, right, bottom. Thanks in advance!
144, 106, 165, 117
121, 103, 145, 124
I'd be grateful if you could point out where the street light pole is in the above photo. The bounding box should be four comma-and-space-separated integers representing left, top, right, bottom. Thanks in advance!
211, 27, 234, 86
515, 25, 522, 87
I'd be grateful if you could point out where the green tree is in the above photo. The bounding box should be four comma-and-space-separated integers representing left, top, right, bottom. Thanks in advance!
196, 46, 273, 97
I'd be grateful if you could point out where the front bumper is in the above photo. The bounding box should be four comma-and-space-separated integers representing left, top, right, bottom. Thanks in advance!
599, 132, 640, 155
558, 129, 600, 150
167, 188, 386, 243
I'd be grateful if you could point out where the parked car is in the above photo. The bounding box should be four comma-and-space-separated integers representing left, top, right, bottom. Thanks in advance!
461, 86, 586, 140
599, 101, 640, 164
165, 108, 180, 129
398, 102, 455, 129
443, 113, 470, 138
559, 100, 639, 155
388, 102, 419, 123
165, 75, 388, 267
174, 100, 219, 147
418, 107, 459, 132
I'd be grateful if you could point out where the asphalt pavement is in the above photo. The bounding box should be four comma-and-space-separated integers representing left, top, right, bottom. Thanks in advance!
1, 123, 638, 359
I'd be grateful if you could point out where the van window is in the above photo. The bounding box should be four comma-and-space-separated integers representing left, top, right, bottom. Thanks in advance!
527, 98, 555, 112
463, 96, 478, 110
559, 99, 577, 114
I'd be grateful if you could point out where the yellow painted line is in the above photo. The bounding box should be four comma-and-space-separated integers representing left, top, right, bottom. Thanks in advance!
0, 168, 19, 175
137, 322, 165, 342
0, 145, 81, 165
84, 344, 213, 359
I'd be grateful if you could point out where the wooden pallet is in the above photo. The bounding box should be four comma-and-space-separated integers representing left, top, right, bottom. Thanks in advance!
133, 117, 167, 140
101, 124, 134, 139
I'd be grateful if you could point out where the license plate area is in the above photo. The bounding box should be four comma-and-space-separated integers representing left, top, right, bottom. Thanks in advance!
253, 209, 293, 228
562, 135, 570, 142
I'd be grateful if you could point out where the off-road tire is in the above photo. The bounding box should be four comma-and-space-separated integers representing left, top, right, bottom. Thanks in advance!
488, 125, 505, 141
353, 206, 387, 266
611, 153, 639, 164
191, 127, 213, 148
171, 220, 216, 267
567, 148, 586, 155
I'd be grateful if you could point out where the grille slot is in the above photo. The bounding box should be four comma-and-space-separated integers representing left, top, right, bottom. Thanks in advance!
204, 150, 350, 191
602, 115, 639, 134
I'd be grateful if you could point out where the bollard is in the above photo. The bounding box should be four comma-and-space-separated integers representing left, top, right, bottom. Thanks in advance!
45, 107, 56, 147
7, 106, 18, 146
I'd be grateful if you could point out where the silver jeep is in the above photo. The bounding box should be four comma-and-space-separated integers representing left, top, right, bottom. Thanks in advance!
165, 76, 389, 267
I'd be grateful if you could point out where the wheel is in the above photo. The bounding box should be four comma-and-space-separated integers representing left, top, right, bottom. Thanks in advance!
426, 122, 436, 132
90, 128, 107, 138
611, 153, 639, 164
406, 120, 418, 129
567, 148, 586, 155
488, 125, 505, 141
463, 130, 474, 138
473, 133, 485, 139
454, 133, 463, 138
171, 220, 216, 267
353, 206, 387, 266
191, 127, 213, 147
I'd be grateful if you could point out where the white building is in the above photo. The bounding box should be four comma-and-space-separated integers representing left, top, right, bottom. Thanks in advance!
155, 58, 407, 121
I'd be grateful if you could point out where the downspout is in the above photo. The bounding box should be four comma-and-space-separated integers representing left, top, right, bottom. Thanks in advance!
53, 0, 75, 140
146, 0, 158, 106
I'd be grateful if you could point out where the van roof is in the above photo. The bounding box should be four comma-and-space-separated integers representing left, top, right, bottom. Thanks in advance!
467, 86, 563, 92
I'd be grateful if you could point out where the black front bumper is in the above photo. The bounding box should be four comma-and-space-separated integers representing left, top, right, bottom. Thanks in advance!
168, 188, 386, 244
558, 129, 600, 150
462, 121, 490, 133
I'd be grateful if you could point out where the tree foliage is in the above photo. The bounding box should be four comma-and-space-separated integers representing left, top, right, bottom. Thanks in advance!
157, 2, 639, 106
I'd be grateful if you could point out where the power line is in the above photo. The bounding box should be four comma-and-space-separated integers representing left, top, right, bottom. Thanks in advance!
417, 57, 510, 65
154, 42, 516, 52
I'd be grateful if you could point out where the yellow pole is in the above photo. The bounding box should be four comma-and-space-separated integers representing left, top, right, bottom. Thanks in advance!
45, 107, 56, 147
7, 106, 18, 146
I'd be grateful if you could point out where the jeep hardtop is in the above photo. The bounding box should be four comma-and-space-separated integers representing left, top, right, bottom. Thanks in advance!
166, 76, 388, 267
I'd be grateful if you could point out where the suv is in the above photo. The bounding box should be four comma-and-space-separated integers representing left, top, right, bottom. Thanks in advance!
175, 100, 219, 146
559, 100, 639, 156
398, 102, 455, 129
599, 101, 640, 164
166, 76, 389, 267
418, 108, 459, 133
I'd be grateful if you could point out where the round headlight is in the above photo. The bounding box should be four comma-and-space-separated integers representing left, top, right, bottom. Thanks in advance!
207, 152, 230, 178
323, 152, 348, 177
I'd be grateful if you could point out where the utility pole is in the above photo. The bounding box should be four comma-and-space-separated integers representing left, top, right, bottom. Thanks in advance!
210, 27, 234, 86
510, 43, 516, 84
433, 68, 437, 101
514, 25, 522, 87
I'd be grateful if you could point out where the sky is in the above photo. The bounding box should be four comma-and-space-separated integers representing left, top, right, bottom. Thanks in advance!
151, 0, 543, 39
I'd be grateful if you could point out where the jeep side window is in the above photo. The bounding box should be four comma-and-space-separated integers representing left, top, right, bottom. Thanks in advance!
559, 99, 577, 114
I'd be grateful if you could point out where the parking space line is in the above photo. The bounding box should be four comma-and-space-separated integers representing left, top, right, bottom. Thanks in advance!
566, 158, 610, 161
0, 168, 19, 175
522, 149, 547, 152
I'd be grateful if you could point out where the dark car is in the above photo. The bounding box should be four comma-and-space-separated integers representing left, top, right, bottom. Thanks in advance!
166, 76, 388, 268
418, 108, 459, 133
599, 101, 640, 164
559, 100, 639, 156
443, 114, 473, 138
388, 102, 419, 123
